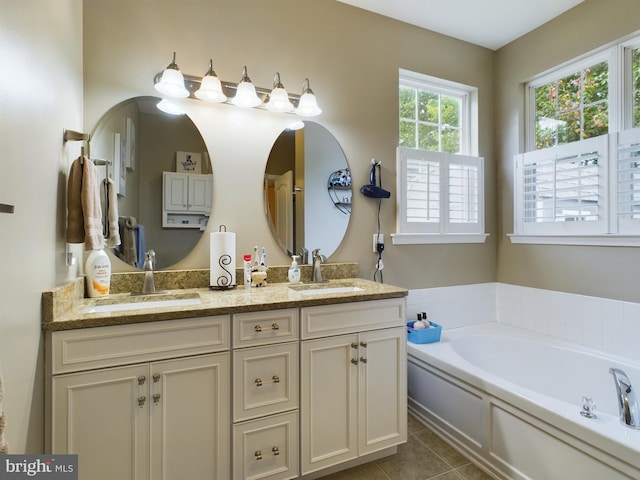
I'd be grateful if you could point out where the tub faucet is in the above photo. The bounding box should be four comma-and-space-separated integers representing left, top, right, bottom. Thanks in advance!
311, 248, 327, 283
609, 368, 640, 429
142, 250, 157, 294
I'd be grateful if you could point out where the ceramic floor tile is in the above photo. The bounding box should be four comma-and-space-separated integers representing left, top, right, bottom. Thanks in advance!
413, 429, 469, 468
455, 463, 495, 480
317, 462, 390, 480
376, 437, 451, 480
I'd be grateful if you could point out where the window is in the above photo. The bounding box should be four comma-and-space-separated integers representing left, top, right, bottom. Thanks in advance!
395, 70, 485, 245
532, 60, 608, 150
514, 36, 640, 245
394, 148, 486, 244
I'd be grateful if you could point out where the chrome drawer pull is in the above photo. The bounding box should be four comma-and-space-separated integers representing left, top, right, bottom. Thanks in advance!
272, 375, 280, 383
254, 325, 263, 333
272, 446, 280, 456
271, 323, 280, 330
255, 378, 263, 387
255, 451, 262, 460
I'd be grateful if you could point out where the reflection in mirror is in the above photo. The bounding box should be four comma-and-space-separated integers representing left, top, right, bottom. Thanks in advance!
92, 96, 211, 269
264, 121, 351, 261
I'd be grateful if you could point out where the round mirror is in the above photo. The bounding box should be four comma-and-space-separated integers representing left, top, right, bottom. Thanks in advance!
264, 121, 351, 261
92, 96, 212, 269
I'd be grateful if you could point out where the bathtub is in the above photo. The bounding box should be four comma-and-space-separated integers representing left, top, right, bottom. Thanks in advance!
407, 323, 640, 480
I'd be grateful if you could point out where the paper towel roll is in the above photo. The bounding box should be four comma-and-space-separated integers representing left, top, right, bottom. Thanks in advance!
210, 230, 236, 288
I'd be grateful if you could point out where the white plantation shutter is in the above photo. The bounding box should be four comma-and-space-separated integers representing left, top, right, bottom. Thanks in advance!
397, 147, 484, 235
515, 135, 608, 235
615, 128, 640, 234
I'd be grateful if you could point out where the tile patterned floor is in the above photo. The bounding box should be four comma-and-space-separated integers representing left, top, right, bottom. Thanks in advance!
318, 414, 496, 480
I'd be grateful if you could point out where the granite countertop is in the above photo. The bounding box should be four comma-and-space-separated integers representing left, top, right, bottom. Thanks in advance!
42, 271, 407, 331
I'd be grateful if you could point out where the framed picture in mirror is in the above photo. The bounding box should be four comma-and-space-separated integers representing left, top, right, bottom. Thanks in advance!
125, 117, 135, 171
176, 151, 202, 173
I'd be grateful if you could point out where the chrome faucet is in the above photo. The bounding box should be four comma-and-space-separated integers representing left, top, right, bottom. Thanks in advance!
609, 368, 640, 429
311, 248, 327, 283
142, 250, 157, 294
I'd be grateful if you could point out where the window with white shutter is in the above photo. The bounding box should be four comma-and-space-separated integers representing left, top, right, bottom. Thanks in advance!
394, 147, 486, 244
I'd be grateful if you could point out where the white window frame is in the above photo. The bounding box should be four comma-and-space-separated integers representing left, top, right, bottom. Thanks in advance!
513, 34, 640, 246
394, 69, 485, 245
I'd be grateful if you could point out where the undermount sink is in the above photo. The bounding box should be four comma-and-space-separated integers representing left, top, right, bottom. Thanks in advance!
85, 295, 202, 313
289, 283, 364, 296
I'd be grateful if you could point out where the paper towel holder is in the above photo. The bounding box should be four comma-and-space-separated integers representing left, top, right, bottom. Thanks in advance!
209, 224, 238, 290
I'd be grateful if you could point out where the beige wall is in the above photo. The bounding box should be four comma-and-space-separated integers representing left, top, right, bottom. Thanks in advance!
83, 0, 497, 289
0, 0, 83, 452
495, 0, 640, 301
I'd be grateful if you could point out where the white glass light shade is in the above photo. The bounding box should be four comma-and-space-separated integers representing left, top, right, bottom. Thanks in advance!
266, 87, 294, 113
295, 92, 322, 117
156, 99, 185, 115
195, 75, 226, 103
154, 68, 189, 98
232, 81, 262, 108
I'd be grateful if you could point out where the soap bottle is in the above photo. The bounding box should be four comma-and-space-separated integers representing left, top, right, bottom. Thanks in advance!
85, 249, 111, 297
288, 255, 301, 284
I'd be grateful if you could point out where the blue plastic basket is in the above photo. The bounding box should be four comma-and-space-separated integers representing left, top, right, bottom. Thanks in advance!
407, 320, 442, 344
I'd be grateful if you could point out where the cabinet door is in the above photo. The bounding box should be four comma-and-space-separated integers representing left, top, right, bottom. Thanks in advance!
301, 334, 358, 475
163, 172, 188, 211
150, 353, 230, 480
52, 364, 150, 480
358, 327, 407, 455
188, 174, 212, 213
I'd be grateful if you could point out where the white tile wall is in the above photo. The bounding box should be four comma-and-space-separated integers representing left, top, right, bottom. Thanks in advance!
407, 283, 496, 329
408, 283, 640, 363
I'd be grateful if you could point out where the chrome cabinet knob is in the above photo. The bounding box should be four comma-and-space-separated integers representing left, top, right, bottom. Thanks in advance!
152, 373, 161, 382
137, 375, 146, 385
255, 378, 263, 387
138, 396, 146, 407
360, 341, 368, 348
153, 393, 161, 405
254, 325, 263, 333
255, 451, 262, 460
272, 446, 280, 456
351, 358, 359, 365
350, 342, 358, 349
272, 375, 280, 383
360, 356, 367, 364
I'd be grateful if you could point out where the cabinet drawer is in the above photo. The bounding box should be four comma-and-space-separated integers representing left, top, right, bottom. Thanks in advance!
49, 316, 230, 374
233, 343, 299, 422
233, 309, 298, 348
233, 411, 299, 480
301, 298, 405, 339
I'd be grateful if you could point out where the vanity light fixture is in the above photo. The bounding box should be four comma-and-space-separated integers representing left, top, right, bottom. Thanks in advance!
265, 72, 294, 113
154, 52, 190, 98
153, 53, 323, 115
231, 66, 262, 108
295, 78, 322, 117
194, 60, 227, 103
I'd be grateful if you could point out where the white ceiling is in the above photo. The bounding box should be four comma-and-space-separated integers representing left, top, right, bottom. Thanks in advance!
337, 0, 584, 50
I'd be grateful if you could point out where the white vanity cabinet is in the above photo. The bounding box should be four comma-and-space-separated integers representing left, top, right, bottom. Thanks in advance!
47, 316, 231, 480
162, 171, 212, 228
232, 309, 300, 480
300, 298, 407, 475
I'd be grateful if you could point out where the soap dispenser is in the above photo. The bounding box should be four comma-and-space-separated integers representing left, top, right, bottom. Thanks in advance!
288, 255, 301, 284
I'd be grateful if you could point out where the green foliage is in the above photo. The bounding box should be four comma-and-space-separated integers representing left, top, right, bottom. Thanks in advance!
399, 85, 462, 153
534, 61, 608, 149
